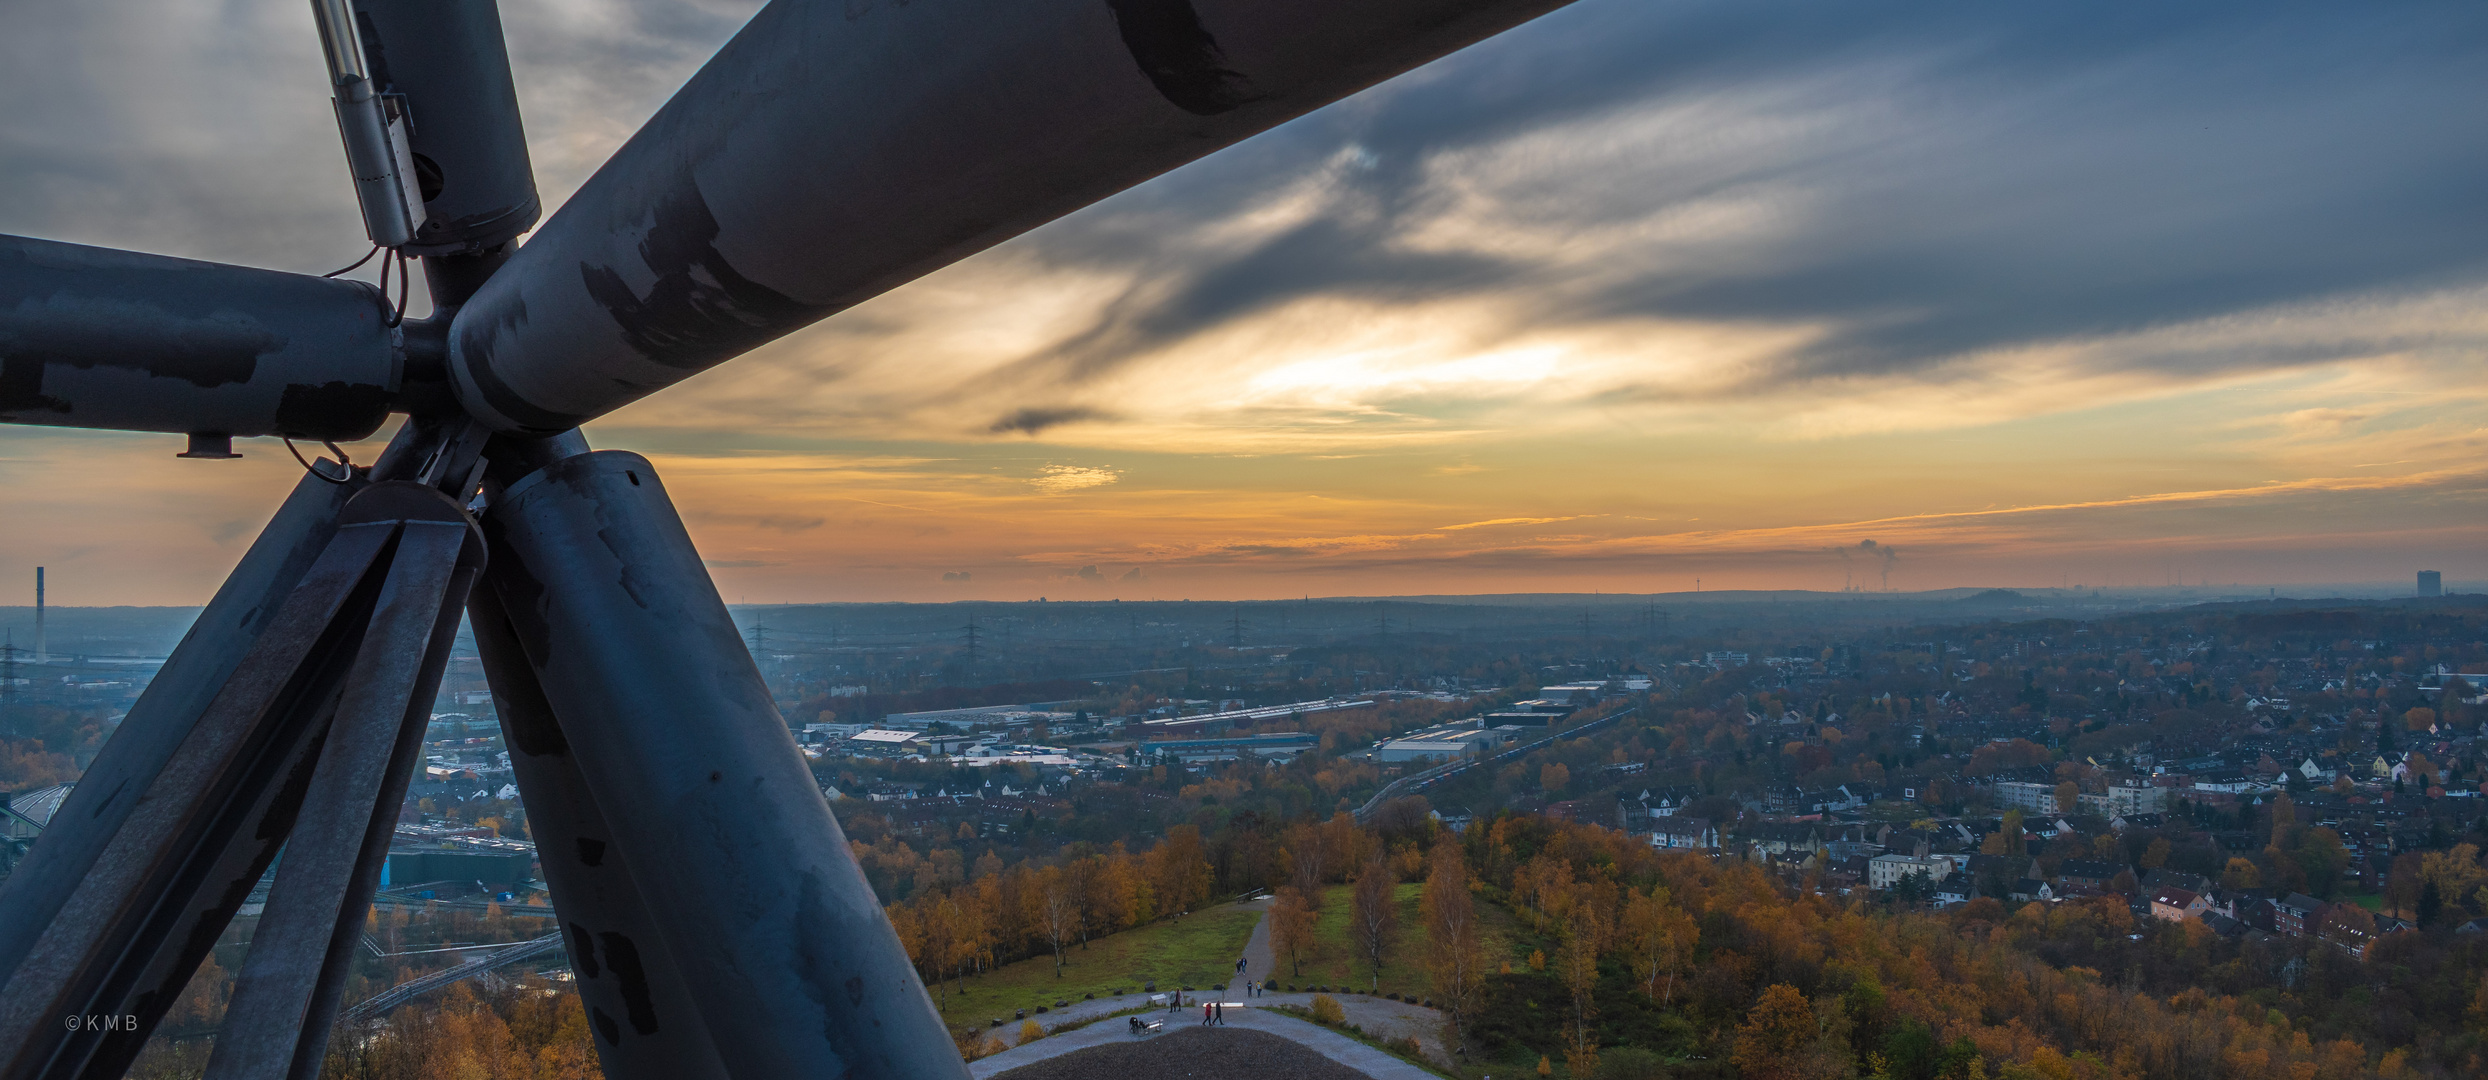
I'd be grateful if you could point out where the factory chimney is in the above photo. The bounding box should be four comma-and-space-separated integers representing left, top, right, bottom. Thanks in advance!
35, 567, 46, 665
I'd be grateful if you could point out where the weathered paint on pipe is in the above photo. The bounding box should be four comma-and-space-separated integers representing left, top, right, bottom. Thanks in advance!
469, 584, 735, 1080
0, 233, 399, 439
481, 451, 967, 1078
446, 0, 1575, 433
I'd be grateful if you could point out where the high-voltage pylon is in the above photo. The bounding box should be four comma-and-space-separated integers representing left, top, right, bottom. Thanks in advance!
0, 0, 1580, 1076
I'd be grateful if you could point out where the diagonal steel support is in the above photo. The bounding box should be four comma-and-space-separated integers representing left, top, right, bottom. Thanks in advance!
0, 518, 399, 1078
206, 486, 486, 1080
481, 450, 967, 1078
469, 583, 732, 1079
0, 470, 363, 992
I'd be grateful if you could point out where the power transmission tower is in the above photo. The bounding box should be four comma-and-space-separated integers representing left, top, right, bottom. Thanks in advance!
962, 612, 982, 666
1230, 612, 1244, 648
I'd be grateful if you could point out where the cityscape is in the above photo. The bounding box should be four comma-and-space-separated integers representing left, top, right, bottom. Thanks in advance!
5, 581, 2487, 1078
2, 0, 2484, 1079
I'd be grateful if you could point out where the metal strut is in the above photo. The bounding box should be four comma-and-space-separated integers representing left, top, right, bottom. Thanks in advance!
0, 473, 488, 1079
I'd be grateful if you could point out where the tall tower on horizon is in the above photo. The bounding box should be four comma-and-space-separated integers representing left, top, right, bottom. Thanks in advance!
2418, 570, 2442, 597
33, 567, 45, 665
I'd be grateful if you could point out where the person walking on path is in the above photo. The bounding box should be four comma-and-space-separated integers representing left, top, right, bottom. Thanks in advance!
1201, 1001, 1212, 1026
1213, 1001, 1225, 1026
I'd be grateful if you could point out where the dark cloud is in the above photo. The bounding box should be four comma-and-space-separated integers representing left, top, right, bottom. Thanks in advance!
1000, 0, 2488, 394
989, 406, 1114, 435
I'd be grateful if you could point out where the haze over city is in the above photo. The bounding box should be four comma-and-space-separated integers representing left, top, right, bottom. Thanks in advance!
3, 0, 2481, 605
8, 2, 2488, 1079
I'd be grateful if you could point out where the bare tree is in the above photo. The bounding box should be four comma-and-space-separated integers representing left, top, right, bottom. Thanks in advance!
1038, 866, 1077, 978
1423, 836, 1483, 1050
1351, 853, 1398, 993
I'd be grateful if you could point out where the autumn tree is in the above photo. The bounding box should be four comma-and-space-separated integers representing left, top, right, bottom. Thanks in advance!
1422, 835, 1484, 1048
1270, 887, 1317, 977
1148, 825, 1214, 916
1350, 852, 1398, 993
2221, 857, 2263, 891
1733, 983, 1845, 1080
1036, 865, 1077, 978
1557, 883, 1607, 1067
1621, 884, 1697, 1005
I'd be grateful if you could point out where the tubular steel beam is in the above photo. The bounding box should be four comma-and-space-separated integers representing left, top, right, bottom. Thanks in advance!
350, 0, 541, 258
0, 233, 399, 440
469, 582, 733, 1080
0, 519, 398, 1078
446, 0, 1577, 434
467, 429, 732, 1079
0, 469, 361, 991
207, 490, 484, 1080
480, 451, 965, 1078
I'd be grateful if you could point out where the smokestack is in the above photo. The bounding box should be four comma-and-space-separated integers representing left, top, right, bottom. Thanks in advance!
34, 567, 45, 665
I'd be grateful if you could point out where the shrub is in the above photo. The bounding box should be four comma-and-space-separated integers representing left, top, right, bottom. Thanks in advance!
1393, 1035, 1424, 1059
1310, 995, 1346, 1025
1017, 1020, 1045, 1044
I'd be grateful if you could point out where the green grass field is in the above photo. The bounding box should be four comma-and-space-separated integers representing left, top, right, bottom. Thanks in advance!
1268, 883, 1528, 1001
928, 901, 1262, 1028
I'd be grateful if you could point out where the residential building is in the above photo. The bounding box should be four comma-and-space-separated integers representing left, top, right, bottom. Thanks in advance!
1994, 780, 2061, 815
1869, 853, 1950, 891
1651, 818, 1719, 851
2275, 893, 2327, 937
2151, 887, 2211, 922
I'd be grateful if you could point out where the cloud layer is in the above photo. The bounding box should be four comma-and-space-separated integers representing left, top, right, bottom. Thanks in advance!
1, 0, 2481, 602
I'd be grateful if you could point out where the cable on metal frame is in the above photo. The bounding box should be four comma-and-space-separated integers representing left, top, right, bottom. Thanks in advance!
388, 246, 409, 327
284, 436, 356, 484
321, 245, 381, 278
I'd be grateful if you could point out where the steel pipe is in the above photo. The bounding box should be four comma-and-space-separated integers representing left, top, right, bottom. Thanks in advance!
446, 0, 1576, 434
0, 234, 398, 440
350, 0, 541, 257
480, 451, 966, 1078
469, 584, 733, 1080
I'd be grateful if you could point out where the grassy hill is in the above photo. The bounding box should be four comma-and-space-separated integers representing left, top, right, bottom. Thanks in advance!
928, 900, 1261, 1029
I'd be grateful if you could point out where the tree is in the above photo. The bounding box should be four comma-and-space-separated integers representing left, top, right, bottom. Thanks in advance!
1270, 886, 1317, 977
2054, 780, 2080, 816
1734, 984, 1824, 1080
1541, 762, 1571, 794
2142, 838, 2171, 870
1558, 885, 1607, 1065
1351, 853, 1398, 993
1621, 885, 1696, 1005
1422, 836, 1484, 1049
1148, 825, 1214, 916
2221, 857, 2263, 891
1036, 865, 1077, 978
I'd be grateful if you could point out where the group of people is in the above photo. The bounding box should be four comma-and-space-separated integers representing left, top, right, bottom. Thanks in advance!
1136, 956, 1262, 1035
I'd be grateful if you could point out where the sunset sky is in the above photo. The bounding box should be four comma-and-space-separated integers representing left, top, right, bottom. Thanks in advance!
2, 0, 2482, 605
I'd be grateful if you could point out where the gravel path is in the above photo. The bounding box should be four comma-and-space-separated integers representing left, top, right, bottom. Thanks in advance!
975, 1005, 1443, 1080
976, 898, 1454, 1071
988, 1026, 1371, 1080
